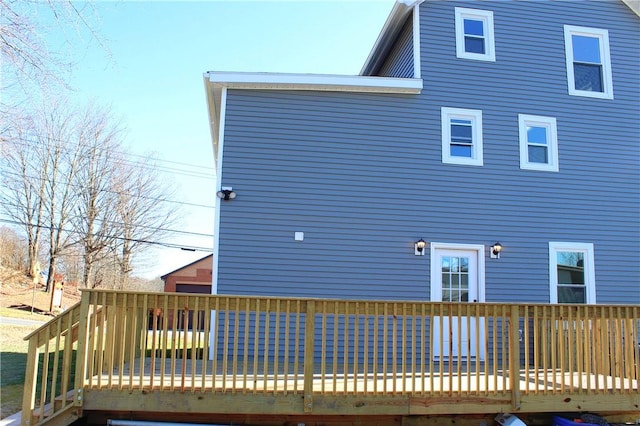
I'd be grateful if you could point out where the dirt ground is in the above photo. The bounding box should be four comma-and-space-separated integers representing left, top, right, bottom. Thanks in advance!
0, 267, 81, 315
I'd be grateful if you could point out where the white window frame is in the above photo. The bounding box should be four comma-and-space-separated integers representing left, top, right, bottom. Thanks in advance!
549, 242, 596, 304
455, 7, 496, 62
563, 25, 613, 99
518, 114, 559, 172
441, 107, 483, 166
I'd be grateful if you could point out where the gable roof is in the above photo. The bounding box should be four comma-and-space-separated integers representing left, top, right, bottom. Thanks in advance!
204, 0, 637, 168
160, 254, 213, 280
360, 0, 422, 76
622, 0, 640, 15
361, 0, 639, 76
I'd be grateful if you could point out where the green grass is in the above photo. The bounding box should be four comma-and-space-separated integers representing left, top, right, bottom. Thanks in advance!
0, 322, 39, 418
1, 321, 79, 419
0, 306, 50, 322
0, 314, 207, 419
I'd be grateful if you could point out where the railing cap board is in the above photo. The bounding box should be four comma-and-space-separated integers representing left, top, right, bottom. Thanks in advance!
78, 289, 640, 319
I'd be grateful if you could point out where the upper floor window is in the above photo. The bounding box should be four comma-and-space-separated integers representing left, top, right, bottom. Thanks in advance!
441, 107, 483, 166
518, 114, 559, 172
549, 242, 596, 304
563, 25, 613, 99
455, 7, 495, 62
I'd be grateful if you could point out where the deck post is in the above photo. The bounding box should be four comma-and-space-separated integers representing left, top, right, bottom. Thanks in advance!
509, 305, 521, 411
21, 338, 39, 426
303, 300, 315, 413
73, 291, 91, 408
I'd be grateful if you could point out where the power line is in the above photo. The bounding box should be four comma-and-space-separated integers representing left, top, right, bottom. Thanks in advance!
5, 137, 217, 181
0, 217, 214, 252
7, 134, 215, 172
0, 201, 214, 239
1, 169, 215, 210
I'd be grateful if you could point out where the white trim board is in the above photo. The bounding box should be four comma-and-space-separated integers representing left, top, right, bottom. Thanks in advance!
205, 71, 423, 94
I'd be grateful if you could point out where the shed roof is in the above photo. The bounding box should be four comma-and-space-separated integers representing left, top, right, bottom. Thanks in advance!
160, 254, 213, 280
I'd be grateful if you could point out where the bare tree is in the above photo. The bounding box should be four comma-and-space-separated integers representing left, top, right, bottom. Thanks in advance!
2, 98, 179, 291
71, 104, 125, 288
38, 101, 84, 292
1, 112, 48, 278
113, 157, 178, 288
0, 226, 27, 271
0, 0, 108, 102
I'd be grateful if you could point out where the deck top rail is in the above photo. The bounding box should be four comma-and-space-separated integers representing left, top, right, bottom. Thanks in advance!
22, 290, 640, 426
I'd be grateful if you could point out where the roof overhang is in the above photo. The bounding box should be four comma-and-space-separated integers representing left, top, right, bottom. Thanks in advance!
360, 0, 424, 76
203, 71, 423, 166
205, 71, 423, 93
360, 0, 638, 77
622, 0, 640, 15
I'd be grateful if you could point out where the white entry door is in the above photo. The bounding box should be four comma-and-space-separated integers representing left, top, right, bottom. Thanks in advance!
431, 245, 485, 360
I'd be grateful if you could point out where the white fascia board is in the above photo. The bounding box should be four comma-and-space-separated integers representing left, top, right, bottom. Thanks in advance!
412, 2, 422, 79
360, 0, 424, 76
206, 71, 423, 94
621, 0, 640, 16
203, 74, 223, 163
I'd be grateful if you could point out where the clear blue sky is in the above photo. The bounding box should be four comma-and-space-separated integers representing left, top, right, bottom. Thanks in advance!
44, 0, 395, 278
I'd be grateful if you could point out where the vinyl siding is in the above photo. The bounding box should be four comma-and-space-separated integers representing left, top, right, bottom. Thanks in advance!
216, 0, 639, 305
377, 16, 414, 78
417, 0, 639, 304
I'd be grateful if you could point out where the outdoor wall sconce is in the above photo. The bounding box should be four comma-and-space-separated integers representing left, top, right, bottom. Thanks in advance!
216, 187, 237, 201
491, 242, 503, 259
414, 238, 426, 256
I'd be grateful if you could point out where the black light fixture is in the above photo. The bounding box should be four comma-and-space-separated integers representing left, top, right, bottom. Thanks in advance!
491, 242, 503, 259
414, 238, 426, 256
216, 187, 237, 201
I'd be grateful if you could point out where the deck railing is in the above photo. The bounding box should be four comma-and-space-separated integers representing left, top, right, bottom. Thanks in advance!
22, 301, 83, 426
22, 290, 640, 426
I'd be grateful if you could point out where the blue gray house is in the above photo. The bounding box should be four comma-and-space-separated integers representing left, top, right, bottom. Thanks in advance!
204, 0, 640, 308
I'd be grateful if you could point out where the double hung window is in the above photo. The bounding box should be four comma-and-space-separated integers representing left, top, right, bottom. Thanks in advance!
441, 107, 483, 166
518, 114, 558, 172
455, 7, 495, 61
564, 25, 613, 99
549, 242, 596, 304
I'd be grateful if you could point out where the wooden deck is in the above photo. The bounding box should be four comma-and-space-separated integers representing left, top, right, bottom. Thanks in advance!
102, 358, 638, 394
22, 290, 640, 426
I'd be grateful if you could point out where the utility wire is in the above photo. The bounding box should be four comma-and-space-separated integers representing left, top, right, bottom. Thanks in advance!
0, 202, 214, 238
2, 169, 215, 210
0, 218, 214, 252
5, 137, 216, 180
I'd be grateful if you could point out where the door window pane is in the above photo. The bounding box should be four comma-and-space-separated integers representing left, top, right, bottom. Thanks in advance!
450, 256, 460, 272
441, 256, 470, 302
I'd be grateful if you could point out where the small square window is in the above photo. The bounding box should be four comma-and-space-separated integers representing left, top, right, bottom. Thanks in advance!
518, 114, 558, 172
564, 25, 613, 99
441, 107, 483, 166
455, 7, 495, 62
